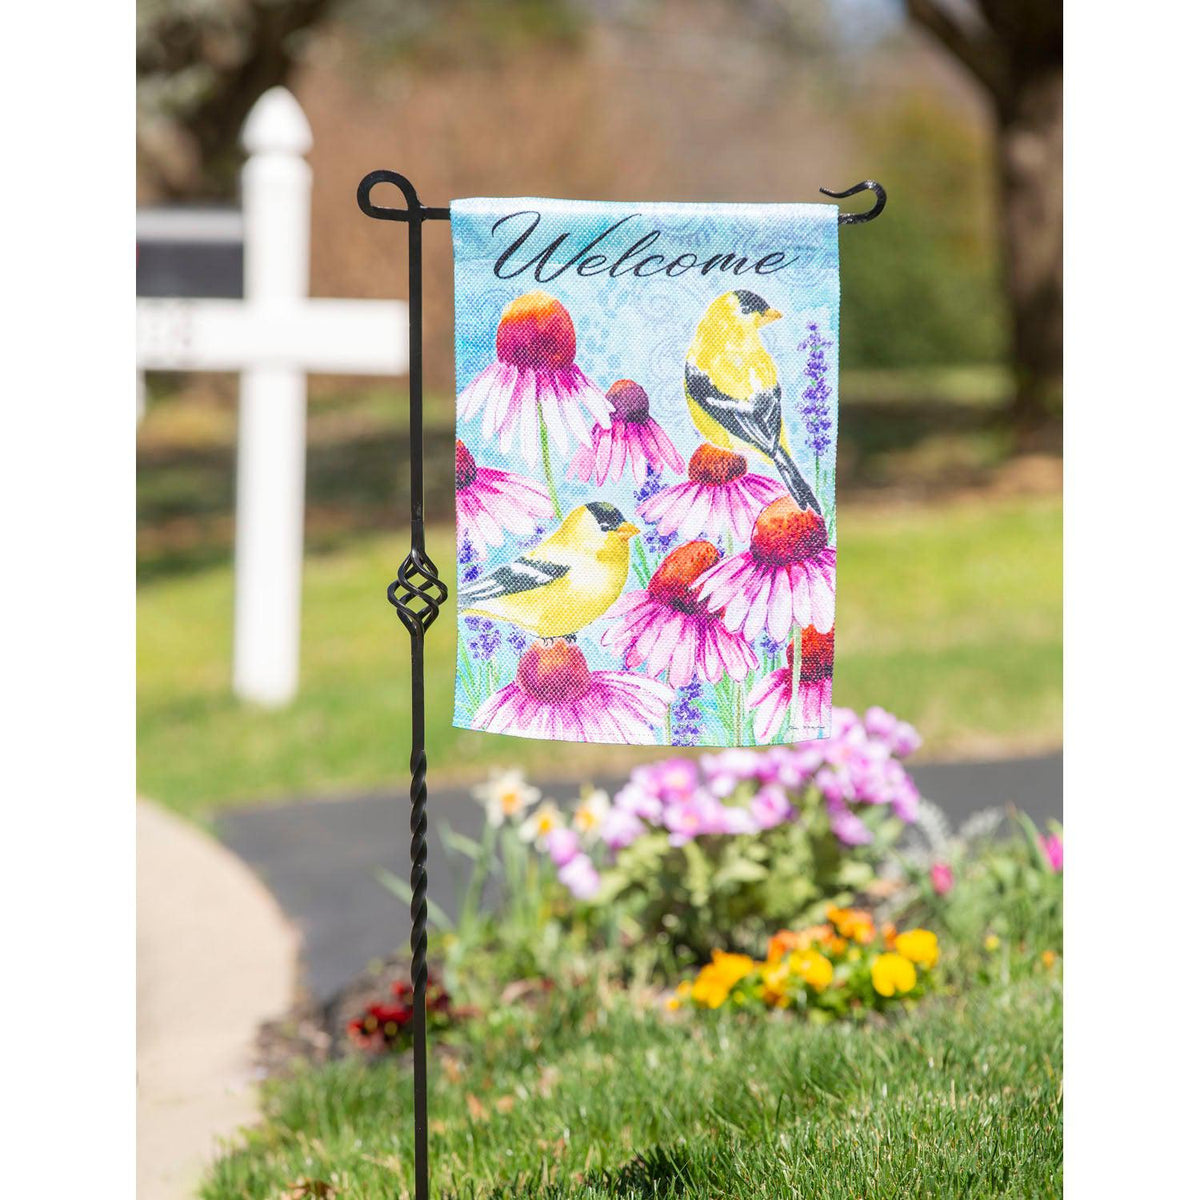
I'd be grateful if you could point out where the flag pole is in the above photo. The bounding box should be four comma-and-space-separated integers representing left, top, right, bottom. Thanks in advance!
356, 171, 450, 1200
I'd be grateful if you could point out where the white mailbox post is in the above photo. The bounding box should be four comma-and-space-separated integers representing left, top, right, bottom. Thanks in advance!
137, 88, 408, 706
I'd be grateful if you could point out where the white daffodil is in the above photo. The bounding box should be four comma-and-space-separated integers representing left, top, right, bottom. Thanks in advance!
518, 801, 564, 845
572, 786, 611, 840
472, 769, 540, 827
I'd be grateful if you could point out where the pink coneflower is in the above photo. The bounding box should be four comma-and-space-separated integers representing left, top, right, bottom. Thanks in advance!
696, 497, 837, 642
602, 540, 758, 688
458, 290, 611, 464
745, 625, 835, 742
455, 440, 554, 552
473, 640, 673, 744
638, 444, 787, 545
569, 380, 684, 487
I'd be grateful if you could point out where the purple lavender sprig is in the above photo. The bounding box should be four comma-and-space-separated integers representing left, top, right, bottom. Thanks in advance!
464, 615, 501, 660
635, 468, 677, 557
459, 537, 499, 658
518, 522, 550, 551
759, 633, 786, 659
798, 322, 833, 459
671, 679, 704, 747
459, 533, 481, 584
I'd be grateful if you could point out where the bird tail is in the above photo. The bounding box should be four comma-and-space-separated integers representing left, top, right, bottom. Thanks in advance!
770, 446, 822, 515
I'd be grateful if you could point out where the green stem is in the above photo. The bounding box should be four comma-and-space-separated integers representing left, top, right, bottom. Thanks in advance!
633, 539, 653, 588
461, 818, 498, 936
538, 407, 563, 520
789, 622, 801, 743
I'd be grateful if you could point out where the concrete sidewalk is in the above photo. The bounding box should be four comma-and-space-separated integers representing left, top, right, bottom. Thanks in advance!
138, 801, 299, 1200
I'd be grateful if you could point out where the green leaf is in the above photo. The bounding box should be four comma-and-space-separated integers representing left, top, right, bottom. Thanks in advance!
441, 827, 486, 861
713, 856, 770, 888
374, 867, 453, 931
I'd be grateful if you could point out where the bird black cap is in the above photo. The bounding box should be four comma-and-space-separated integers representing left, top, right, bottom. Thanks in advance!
585, 501, 627, 531
734, 290, 771, 315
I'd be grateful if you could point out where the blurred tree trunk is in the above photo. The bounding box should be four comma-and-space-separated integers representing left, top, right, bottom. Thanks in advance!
137, 0, 334, 200
906, 1, 1062, 435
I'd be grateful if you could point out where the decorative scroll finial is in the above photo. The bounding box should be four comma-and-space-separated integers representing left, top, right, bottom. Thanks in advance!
820, 180, 888, 225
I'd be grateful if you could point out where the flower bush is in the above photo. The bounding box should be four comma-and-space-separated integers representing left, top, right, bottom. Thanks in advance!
671, 907, 939, 1019
531, 705, 922, 961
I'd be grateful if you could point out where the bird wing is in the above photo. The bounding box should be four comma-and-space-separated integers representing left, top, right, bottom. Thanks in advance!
685, 362, 783, 458
460, 555, 570, 606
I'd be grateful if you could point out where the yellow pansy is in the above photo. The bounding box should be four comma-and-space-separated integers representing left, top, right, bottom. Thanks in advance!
691, 950, 755, 1009
762, 960, 792, 1007
789, 948, 834, 992
894, 928, 939, 969
871, 952, 917, 997
984, 934, 1000, 952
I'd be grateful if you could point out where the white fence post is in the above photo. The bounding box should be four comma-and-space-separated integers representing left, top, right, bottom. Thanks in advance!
137, 88, 408, 708
233, 89, 313, 706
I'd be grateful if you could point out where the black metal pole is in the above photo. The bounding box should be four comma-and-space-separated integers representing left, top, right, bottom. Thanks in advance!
357, 171, 449, 1200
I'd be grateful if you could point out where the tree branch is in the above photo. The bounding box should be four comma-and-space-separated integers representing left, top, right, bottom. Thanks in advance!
904, 0, 1010, 105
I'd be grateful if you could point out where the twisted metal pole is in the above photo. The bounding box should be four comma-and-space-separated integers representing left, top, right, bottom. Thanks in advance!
357, 171, 450, 1200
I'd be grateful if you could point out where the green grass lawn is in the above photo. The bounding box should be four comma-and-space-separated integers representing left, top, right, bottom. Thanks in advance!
137, 494, 1061, 818
203, 978, 1062, 1199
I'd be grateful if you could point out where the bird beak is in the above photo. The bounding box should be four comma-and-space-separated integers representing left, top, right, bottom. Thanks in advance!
616, 522, 640, 540
760, 308, 783, 325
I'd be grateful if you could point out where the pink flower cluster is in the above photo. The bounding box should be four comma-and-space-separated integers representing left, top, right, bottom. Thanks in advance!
544, 707, 922, 896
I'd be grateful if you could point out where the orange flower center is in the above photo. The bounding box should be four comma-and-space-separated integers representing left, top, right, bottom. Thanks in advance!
750, 497, 827, 565
607, 379, 650, 423
688, 443, 748, 486
495, 291, 576, 371
648, 540, 720, 613
455, 439, 477, 490
789, 624, 834, 680
516, 640, 592, 704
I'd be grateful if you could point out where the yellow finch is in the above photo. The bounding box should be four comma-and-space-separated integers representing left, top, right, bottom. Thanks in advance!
460, 502, 639, 638
685, 290, 820, 513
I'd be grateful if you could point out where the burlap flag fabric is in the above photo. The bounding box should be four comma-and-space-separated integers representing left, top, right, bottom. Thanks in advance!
451, 199, 840, 747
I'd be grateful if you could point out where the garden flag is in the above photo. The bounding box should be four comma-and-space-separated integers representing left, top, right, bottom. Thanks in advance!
451, 198, 840, 747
